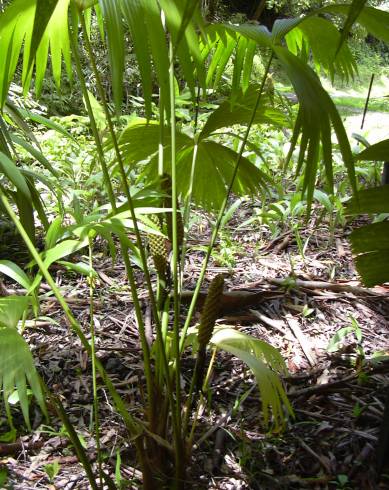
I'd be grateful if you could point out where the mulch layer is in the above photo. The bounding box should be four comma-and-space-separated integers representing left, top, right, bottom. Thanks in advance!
1, 207, 389, 490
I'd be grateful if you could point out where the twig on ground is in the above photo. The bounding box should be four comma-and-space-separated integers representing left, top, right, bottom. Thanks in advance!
269, 278, 384, 297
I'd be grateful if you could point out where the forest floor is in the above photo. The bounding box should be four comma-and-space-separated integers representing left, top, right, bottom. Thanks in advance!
1, 205, 389, 490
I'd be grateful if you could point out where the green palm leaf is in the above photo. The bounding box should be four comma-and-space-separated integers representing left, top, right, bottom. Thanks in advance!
346, 185, 389, 215
354, 139, 389, 162
0, 296, 30, 329
284, 16, 357, 82
204, 27, 240, 89
350, 221, 389, 287
200, 85, 289, 140
319, 4, 389, 44
0, 0, 72, 107
159, 0, 205, 95
274, 46, 356, 214
115, 118, 271, 210
204, 6, 359, 95
335, 0, 368, 56
99, 0, 125, 111
202, 23, 270, 96
0, 0, 203, 116
120, 0, 153, 117
0, 327, 47, 429
27, 0, 60, 79
101, 0, 204, 115
211, 328, 292, 429
0, 296, 47, 430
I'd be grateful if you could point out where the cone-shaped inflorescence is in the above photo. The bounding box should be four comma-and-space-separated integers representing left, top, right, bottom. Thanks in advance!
161, 173, 184, 249
148, 214, 168, 278
195, 274, 225, 392
198, 274, 225, 348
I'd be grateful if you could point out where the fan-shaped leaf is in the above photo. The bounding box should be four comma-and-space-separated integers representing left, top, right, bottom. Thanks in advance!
159, 0, 205, 96
28, 0, 59, 76
99, 0, 124, 112
346, 185, 389, 214
285, 16, 357, 81
116, 119, 270, 210
225, 23, 272, 47
335, 0, 368, 56
350, 222, 389, 287
351, 222, 389, 254
13, 0, 72, 97
203, 23, 270, 95
0, 326, 47, 429
274, 46, 356, 213
200, 85, 289, 140
0, 296, 29, 329
319, 4, 389, 44
211, 328, 292, 428
355, 139, 389, 161
120, 0, 153, 117
271, 18, 304, 43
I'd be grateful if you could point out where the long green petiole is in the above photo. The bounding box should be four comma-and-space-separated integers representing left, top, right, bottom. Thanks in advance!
179, 52, 275, 353
77, 14, 180, 448
88, 236, 103, 486
69, 13, 156, 428
168, 36, 186, 486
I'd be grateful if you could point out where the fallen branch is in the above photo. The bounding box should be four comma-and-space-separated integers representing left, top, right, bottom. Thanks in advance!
0, 439, 44, 456
268, 277, 384, 297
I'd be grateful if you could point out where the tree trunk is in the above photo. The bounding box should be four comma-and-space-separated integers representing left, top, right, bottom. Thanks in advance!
251, 0, 266, 20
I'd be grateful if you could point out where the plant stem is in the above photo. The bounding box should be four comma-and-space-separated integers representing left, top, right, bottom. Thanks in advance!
88, 237, 103, 487
158, 90, 165, 176
50, 393, 99, 490
188, 347, 217, 447
79, 13, 160, 331
169, 37, 185, 487
70, 16, 156, 423
78, 12, 182, 484
180, 86, 201, 276
179, 52, 275, 352
78, 17, 181, 454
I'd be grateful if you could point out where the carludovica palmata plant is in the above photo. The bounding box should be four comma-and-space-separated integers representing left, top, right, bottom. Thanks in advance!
0, 0, 388, 488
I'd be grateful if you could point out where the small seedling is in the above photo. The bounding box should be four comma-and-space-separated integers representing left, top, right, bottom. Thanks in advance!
330, 473, 351, 489
44, 460, 60, 483
0, 467, 8, 488
0, 428, 17, 443
327, 317, 365, 367
39, 424, 87, 449
352, 401, 364, 418
302, 304, 314, 317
